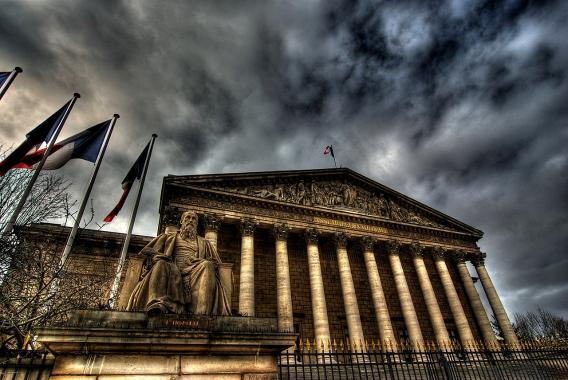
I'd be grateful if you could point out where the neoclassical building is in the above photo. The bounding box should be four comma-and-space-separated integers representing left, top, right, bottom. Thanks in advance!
110, 168, 518, 349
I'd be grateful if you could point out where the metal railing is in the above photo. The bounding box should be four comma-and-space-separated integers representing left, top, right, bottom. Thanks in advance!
279, 339, 568, 379
0, 349, 53, 380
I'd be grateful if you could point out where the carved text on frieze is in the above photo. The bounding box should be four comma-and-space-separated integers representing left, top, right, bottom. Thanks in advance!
313, 217, 389, 235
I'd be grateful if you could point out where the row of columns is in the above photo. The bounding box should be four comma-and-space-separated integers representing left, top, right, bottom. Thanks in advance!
202, 215, 518, 347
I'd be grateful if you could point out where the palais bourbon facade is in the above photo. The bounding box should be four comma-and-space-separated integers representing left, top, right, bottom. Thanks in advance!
111, 168, 519, 349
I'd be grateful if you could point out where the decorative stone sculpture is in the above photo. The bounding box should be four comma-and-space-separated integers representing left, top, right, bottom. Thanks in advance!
210, 180, 445, 229
127, 211, 231, 316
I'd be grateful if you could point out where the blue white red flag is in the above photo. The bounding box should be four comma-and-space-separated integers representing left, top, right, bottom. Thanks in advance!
13, 120, 112, 171
104, 142, 151, 222
323, 145, 335, 158
0, 72, 10, 87
0, 100, 71, 176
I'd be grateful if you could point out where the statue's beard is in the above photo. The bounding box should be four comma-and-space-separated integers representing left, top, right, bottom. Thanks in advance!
180, 224, 197, 240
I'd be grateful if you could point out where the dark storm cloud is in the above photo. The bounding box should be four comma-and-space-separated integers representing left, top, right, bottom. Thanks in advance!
1, 0, 567, 318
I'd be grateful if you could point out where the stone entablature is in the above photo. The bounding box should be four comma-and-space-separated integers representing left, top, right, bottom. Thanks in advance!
164, 190, 479, 252
165, 168, 482, 236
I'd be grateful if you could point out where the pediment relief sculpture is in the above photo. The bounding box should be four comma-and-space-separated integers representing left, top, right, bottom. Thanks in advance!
208, 180, 445, 229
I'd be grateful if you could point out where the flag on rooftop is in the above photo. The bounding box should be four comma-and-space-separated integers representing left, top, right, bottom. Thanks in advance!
104, 141, 151, 222
0, 99, 71, 176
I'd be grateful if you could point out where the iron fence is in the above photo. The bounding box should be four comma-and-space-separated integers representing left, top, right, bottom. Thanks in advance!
279, 340, 568, 379
0, 349, 53, 380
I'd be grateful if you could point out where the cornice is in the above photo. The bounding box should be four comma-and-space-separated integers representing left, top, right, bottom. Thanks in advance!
163, 168, 483, 237
165, 183, 481, 244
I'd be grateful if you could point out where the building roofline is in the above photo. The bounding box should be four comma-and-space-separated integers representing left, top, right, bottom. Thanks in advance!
14, 223, 153, 245
159, 167, 483, 237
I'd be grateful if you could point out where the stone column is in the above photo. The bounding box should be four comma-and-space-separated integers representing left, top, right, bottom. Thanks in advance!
432, 247, 475, 347
387, 239, 424, 347
273, 223, 294, 333
203, 213, 222, 250
238, 218, 257, 317
453, 251, 499, 347
473, 252, 519, 347
361, 236, 396, 346
334, 232, 365, 350
305, 228, 331, 348
409, 242, 450, 346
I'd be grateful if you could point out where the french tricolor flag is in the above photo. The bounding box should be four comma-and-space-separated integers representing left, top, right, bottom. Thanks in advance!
8, 120, 111, 172
0, 72, 10, 87
104, 141, 150, 222
0, 100, 70, 176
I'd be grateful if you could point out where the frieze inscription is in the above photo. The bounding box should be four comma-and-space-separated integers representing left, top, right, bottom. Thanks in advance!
313, 217, 389, 235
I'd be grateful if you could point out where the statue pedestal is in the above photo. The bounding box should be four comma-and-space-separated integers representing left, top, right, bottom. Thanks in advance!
38, 310, 295, 380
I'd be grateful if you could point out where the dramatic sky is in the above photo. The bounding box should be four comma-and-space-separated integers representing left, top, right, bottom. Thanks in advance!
1, 0, 567, 319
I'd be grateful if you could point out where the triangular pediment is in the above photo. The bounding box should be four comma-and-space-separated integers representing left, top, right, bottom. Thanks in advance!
165, 168, 482, 236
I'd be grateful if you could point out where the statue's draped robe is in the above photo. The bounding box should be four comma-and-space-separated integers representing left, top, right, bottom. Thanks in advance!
127, 232, 231, 315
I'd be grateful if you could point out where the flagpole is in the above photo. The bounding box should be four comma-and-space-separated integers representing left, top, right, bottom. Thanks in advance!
2, 93, 80, 235
0, 67, 23, 102
108, 133, 157, 307
331, 145, 337, 168
58, 114, 119, 268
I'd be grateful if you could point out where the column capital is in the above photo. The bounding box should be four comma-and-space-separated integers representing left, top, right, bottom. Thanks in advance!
333, 232, 349, 249
471, 251, 486, 266
162, 205, 182, 228
305, 228, 319, 244
451, 250, 467, 264
431, 246, 447, 261
408, 241, 424, 258
273, 223, 289, 241
385, 239, 400, 255
203, 213, 222, 233
240, 218, 258, 237
360, 236, 376, 251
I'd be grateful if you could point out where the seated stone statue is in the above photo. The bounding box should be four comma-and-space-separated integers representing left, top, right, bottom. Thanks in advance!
127, 211, 231, 316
